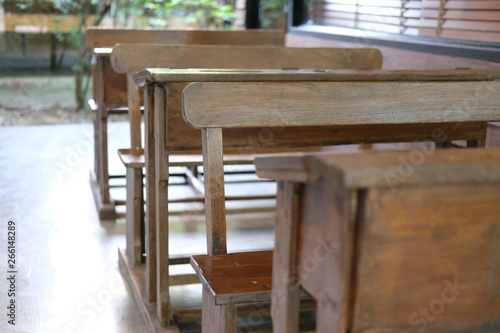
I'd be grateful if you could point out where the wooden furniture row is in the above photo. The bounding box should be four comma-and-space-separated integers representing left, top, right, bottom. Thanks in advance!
130, 54, 386, 328
180, 75, 500, 332
87, 28, 500, 332
133, 67, 498, 332
112, 45, 383, 274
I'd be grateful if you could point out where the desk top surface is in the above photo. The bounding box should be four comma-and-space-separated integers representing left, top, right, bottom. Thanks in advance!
133, 68, 500, 86
255, 147, 500, 189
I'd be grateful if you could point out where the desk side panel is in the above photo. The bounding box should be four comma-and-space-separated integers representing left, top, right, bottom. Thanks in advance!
352, 184, 500, 332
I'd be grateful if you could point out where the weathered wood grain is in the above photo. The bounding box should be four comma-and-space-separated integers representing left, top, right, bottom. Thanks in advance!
112, 45, 383, 73
86, 27, 285, 48
136, 67, 500, 85
182, 81, 500, 129
202, 128, 227, 256
255, 147, 500, 333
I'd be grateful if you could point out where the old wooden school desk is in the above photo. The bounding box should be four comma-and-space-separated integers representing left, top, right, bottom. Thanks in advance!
181, 75, 500, 332
254, 148, 500, 333
85, 28, 286, 219
110, 45, 383, 270
131, 68, 497, 330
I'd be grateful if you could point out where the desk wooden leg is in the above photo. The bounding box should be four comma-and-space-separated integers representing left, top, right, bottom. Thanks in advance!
154, 84, 171, 326
144, 84, 157, 303
126, 166, 144, 266
271, 181, 301, 333
99, 114, 110, 204
316, 297, 338, 333
202, 285, 237, 333
93, 105, 101, 183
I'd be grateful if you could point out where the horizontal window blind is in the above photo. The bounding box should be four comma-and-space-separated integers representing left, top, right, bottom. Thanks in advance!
310, 0, 500, 43
419, 0, 500, 42
311, 0, 423, 36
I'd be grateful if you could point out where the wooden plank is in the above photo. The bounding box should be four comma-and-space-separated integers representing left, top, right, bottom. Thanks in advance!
272, 181, 302, 333
127, 73, 142, 152
154, 84, 170, 326
202, 285, 237, 333
117, 149, 259, 168
298, 181, 356, 333
144, 84, 157, 303
182, 166, 205, 197
136, 68, 500, 86
192, 251, 274, 305
99, 55, 128, 109
118, 149, 145, 168
182, 81, 500, 129
202, 128, 227, 256
256, 147, 500, 188
125, 167, 144, 267
173, 105, 487, 151
192, 251, 274, 269
311, 147, 500, 188
111, 45, 383, 73
94, 54, 112, 206
352, 183, 500, 332
85, 27, 285, 48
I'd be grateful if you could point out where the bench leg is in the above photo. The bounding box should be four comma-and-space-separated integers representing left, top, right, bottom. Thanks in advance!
316, 297, 338, 333
271, 181, 301, 333
202, 285, 237, 333
154, 85, 171, 326
125, 166, 144, 267
144, 84, 157, 303
93, 106, 101, 183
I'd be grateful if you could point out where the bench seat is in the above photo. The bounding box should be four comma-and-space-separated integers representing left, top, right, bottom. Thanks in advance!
118, 148, 259, 169
191, 250, 273, 306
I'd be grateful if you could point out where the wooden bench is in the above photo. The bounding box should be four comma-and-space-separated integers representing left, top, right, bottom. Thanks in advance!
128, 48, 384, 329
181, 72, 500, 332
85, 27, 286, 219
255, 148, 500, 333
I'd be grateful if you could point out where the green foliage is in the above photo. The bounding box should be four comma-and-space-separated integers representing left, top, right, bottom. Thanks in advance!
260, 0, 287, 28
165, 0, 235, 25
112, 0, 235, 28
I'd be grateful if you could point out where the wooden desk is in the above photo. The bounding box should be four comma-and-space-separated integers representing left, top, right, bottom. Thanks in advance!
254, 148, 500, 333
111, 45, 383, 268
88, 47, 129, 219
132, 68, 499, 330
86, 28, 286, 220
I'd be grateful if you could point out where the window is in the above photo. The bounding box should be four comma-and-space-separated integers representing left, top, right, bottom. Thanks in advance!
290, 0, 500, 61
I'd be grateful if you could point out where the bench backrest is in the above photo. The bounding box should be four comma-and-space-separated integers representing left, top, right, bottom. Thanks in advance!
110, 45, 383, 73
86, 27, 285, 48
88, 29, 286, 117
113, 45, 383, 152
86, 28, 285, 151
181, 72, 500, 255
